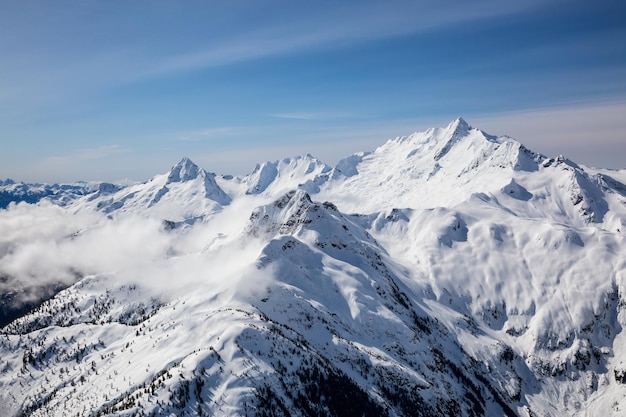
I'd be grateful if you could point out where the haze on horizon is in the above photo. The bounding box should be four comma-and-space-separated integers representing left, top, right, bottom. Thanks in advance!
1, 0, 625, 183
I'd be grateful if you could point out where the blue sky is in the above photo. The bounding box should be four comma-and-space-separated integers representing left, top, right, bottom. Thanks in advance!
1, 0, 625, 182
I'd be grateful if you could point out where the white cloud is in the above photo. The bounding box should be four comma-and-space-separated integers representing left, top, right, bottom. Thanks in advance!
0, 201, 272, 305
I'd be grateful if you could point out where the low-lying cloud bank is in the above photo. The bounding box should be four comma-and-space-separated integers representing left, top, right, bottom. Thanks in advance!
0, 201, 270, 317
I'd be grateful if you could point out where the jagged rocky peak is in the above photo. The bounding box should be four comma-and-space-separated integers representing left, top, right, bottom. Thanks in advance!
166, 157, 202, 183
246, 189, 342, 237
247, 190, 316, 236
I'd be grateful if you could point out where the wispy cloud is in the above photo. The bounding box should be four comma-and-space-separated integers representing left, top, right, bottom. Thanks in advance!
177, 127, 236, 142
270, 112, 356, 121
45, 145, 131, 164
145, 1, 553, 78
1, 1, 557, 97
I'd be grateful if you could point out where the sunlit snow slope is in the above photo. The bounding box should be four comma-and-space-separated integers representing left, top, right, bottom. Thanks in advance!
1, 118, 626, 417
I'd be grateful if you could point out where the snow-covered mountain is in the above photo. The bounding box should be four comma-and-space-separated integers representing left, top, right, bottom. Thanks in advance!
73, 157, 230, 224
1, 118, 626, 417
0, 179, 99, 209
243, 154, 331, 196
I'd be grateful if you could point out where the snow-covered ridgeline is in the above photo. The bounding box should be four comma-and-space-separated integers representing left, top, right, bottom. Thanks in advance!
1, 118, 626, 416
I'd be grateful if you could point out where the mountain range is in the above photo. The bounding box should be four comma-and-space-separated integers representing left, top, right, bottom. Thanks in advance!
1, 118, 625, 416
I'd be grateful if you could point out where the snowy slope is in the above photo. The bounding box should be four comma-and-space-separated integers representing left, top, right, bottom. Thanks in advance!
243, 154, 331, 196
0, 191, 520, 416
73, 157, 231, 224
315, 119, 621, 229
1, 119, 626, 417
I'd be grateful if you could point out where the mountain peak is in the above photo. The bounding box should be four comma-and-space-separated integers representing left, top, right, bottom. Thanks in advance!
167, 157, 202, 183
447, 117, 471, 135
432, 117, 473, 161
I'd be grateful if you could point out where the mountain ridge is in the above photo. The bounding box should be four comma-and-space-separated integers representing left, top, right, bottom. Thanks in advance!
1, 119, 626, 416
